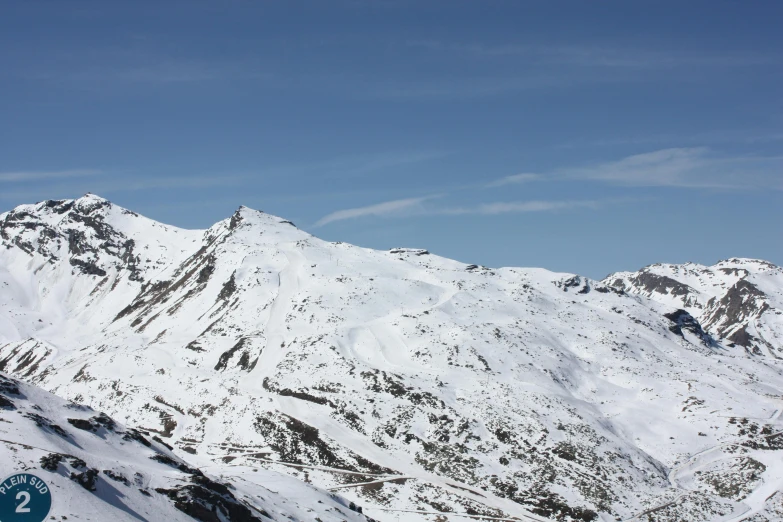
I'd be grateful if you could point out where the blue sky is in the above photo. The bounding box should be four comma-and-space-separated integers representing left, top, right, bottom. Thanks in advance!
1, 0, 781, 278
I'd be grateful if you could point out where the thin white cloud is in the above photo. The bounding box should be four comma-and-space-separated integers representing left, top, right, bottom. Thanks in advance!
315, 196, 600, 226
0, 169, 101, 183
553, 130, 783, 150
564, 147, 783, 189
363, 74, 572, 100
568, 147, 710, 186
439, 200, 601, 215
486, 173, 541, 187
409, 41, 779, 69
486, 148, 783, 190
314, 196, 435, 227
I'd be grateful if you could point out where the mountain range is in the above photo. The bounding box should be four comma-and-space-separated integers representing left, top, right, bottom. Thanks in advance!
1, 194, 782, 521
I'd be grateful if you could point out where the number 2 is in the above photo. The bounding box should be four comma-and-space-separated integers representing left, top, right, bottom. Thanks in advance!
16, 490, 31, 513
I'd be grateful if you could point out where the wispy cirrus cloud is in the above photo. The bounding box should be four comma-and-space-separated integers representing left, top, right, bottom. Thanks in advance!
315, 196, 601, 226
486, 173, 541, 188
409, 41, 780, 69
364, 75, 567, 100
0, 169, 101, 183
10, 43, 276, 88
564, 147, 783, 189
380, 42, 781, 99
553, 129, 783, 150
488, 148, 783, 190
439, 200, 601, 215
315, 196, 436, 227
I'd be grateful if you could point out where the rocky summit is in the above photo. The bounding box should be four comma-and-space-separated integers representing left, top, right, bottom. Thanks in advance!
2, 194, 783, 521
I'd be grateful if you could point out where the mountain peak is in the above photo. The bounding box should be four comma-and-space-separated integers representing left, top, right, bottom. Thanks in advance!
72, 193, 112, 213
77, 192, 108, 202
715, 257, 780, 270
226, 205, 302, 235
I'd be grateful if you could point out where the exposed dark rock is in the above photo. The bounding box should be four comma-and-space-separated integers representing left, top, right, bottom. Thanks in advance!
593, 284, 624, 295
68, 418, 94, 431
236, 350, 258, 372
664, 309, 715, 346
197, 256, 216, 284
24, 412, 70, 439
103, 469, 131, 486
278, 388, 332, 406
40, 453, 64, 471
490, 479, 598, 521
156, 473, 268, 522
390, 248, 429, 256
67, 413, 117, 434
69, 457, 87, 469
121, 239, 142, 281
69, 258, 108, 277
153, 435, 175, 450
123, 428, 152, 447
150, 453, 203, 476
700, 457, 766, 501
44, 199, 75, 214
70, 468, 99, 491
218, 272, 238, 301
186, 340, 206, 352
68, 230, 87, 256
703, 280, 769, 347
0, 375, 22, 397
630, 271, 694, 297
229, 210, 244, 231
254, 412, 393, 474
728, 327, 755, 348
214, 338, 248, 371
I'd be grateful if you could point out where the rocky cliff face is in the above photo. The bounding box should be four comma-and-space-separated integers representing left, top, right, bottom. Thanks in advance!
605, 258, 783, 357
2, 195, 783, 521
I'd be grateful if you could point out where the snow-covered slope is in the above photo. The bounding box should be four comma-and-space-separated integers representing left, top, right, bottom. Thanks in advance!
0, 371, 369, 521
2, 194, 783, 521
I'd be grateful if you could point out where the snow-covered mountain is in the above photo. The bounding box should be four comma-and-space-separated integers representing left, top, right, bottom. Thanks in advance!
605, 259, 783, 357
1, 194, 783, 521
0, 371, 369, 521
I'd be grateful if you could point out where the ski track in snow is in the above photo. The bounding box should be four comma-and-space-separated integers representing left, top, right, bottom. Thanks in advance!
245, 246, 304, 399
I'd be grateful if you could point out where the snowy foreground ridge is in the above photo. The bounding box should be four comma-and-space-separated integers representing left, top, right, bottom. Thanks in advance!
0, 371, 369, 522
1, 195, 782, 522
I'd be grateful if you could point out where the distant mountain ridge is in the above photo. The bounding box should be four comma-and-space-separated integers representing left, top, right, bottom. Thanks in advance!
1, 194, 783, 521
605, 258, 783, 356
